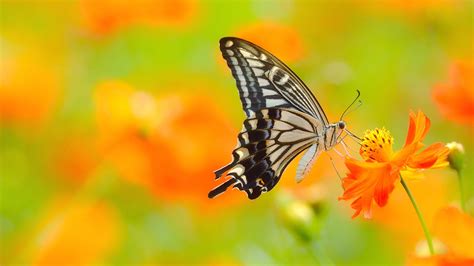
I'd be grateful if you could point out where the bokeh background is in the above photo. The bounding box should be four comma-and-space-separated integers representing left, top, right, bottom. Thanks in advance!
0, 0, 473, 265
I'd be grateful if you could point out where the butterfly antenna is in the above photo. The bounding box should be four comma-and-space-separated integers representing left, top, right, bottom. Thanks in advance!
343, 99, 362, 119
340, 90, 362, 121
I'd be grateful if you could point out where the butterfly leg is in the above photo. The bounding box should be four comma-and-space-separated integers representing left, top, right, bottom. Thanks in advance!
340, 139, 352, 157
327, 153, 343, 180
332, 146, 345, 158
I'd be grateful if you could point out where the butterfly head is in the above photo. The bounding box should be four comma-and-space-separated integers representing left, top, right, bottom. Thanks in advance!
325, 120, 347, 149
338, 121, 346, 130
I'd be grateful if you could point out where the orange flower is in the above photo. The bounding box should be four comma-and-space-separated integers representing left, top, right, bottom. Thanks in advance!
94, 80, 179, 187
432, 61, 474, 126
0, 46, 62, 127
30, 198, 120, 265
433, 207, 474, 261
50, 134, 100, 184
339, 111, 449, 218
93, 80, 241, 209
148, 93, 243, 207
79, 0, 198, 35
235, 21, 305, 63
407, 206, 474, 266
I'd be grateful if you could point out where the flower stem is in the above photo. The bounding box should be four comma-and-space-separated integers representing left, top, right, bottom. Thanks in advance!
400, 175, 434, 256
457, 171, 466, 211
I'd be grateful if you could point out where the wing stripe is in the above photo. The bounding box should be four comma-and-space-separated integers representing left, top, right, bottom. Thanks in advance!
220, 38, 295, 117
268, 67, 318, 118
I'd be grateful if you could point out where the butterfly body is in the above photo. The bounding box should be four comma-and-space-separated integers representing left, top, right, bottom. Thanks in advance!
209, 37, 346, 199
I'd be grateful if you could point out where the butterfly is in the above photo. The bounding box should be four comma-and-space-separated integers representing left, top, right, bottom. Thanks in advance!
208, 37, 356, 200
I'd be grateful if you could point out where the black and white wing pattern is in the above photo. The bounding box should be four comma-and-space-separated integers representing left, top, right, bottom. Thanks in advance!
219, 37, 329, 124
209, 108, 324, 199
209, 37, 329, 200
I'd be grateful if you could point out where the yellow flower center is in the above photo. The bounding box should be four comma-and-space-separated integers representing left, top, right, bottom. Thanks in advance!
360, 128, 394, 162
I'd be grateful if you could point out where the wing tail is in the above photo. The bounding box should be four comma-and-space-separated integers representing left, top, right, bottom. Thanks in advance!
208, 178, 236, 199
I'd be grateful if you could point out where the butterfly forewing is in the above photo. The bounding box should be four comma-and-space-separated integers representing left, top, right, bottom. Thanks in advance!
219, 37, 329, 124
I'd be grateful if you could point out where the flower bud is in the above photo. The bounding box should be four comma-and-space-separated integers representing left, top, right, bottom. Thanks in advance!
280, 200, 316, 242
277, 189, 327, 243
446, 142, 465, 172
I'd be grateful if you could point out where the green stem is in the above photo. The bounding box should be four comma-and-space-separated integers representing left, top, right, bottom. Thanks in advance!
400, 175, 434, 256
457, 171, 466, 211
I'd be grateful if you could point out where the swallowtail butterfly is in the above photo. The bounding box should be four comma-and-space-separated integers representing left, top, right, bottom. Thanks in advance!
209, 37, 350, 199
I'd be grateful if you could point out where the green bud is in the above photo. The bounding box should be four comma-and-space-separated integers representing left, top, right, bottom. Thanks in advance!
277, 190, 327, 243
446, 142, 465, 172
280, 200, 316, 242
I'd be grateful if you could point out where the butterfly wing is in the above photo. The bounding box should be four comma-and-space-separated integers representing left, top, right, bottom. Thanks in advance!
209, 108, 324, 199
219, 37, 329, 124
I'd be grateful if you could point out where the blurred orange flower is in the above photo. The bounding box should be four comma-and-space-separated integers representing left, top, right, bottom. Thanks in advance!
432, 207, 474, 263
94, 80, 149, 139
408, 206, 474, 266
235, 21, 305, 63
50, 134, 100, 184
105, 133, 172, 188
0, 50, 62, 127
31, 198, 120, 265
79, 0, 198, 35
94, 80, 240, 208
432, 61, 474, 126
340, 111, 449, 218
94, 80, 177, 187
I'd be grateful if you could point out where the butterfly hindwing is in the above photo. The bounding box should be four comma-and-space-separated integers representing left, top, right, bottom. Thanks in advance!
219, 37, 329, 125
209, 108, 323, 199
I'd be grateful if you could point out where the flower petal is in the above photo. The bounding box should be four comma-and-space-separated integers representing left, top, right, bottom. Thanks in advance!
391, 142, 422, 167
408, 142, 450, 169
373, 170, 399, 207
405, 111, 431, 146
432, 61, 474, 126
433, 206, 474, 259
400, 169, 425, 180
340, 158, 394, 219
